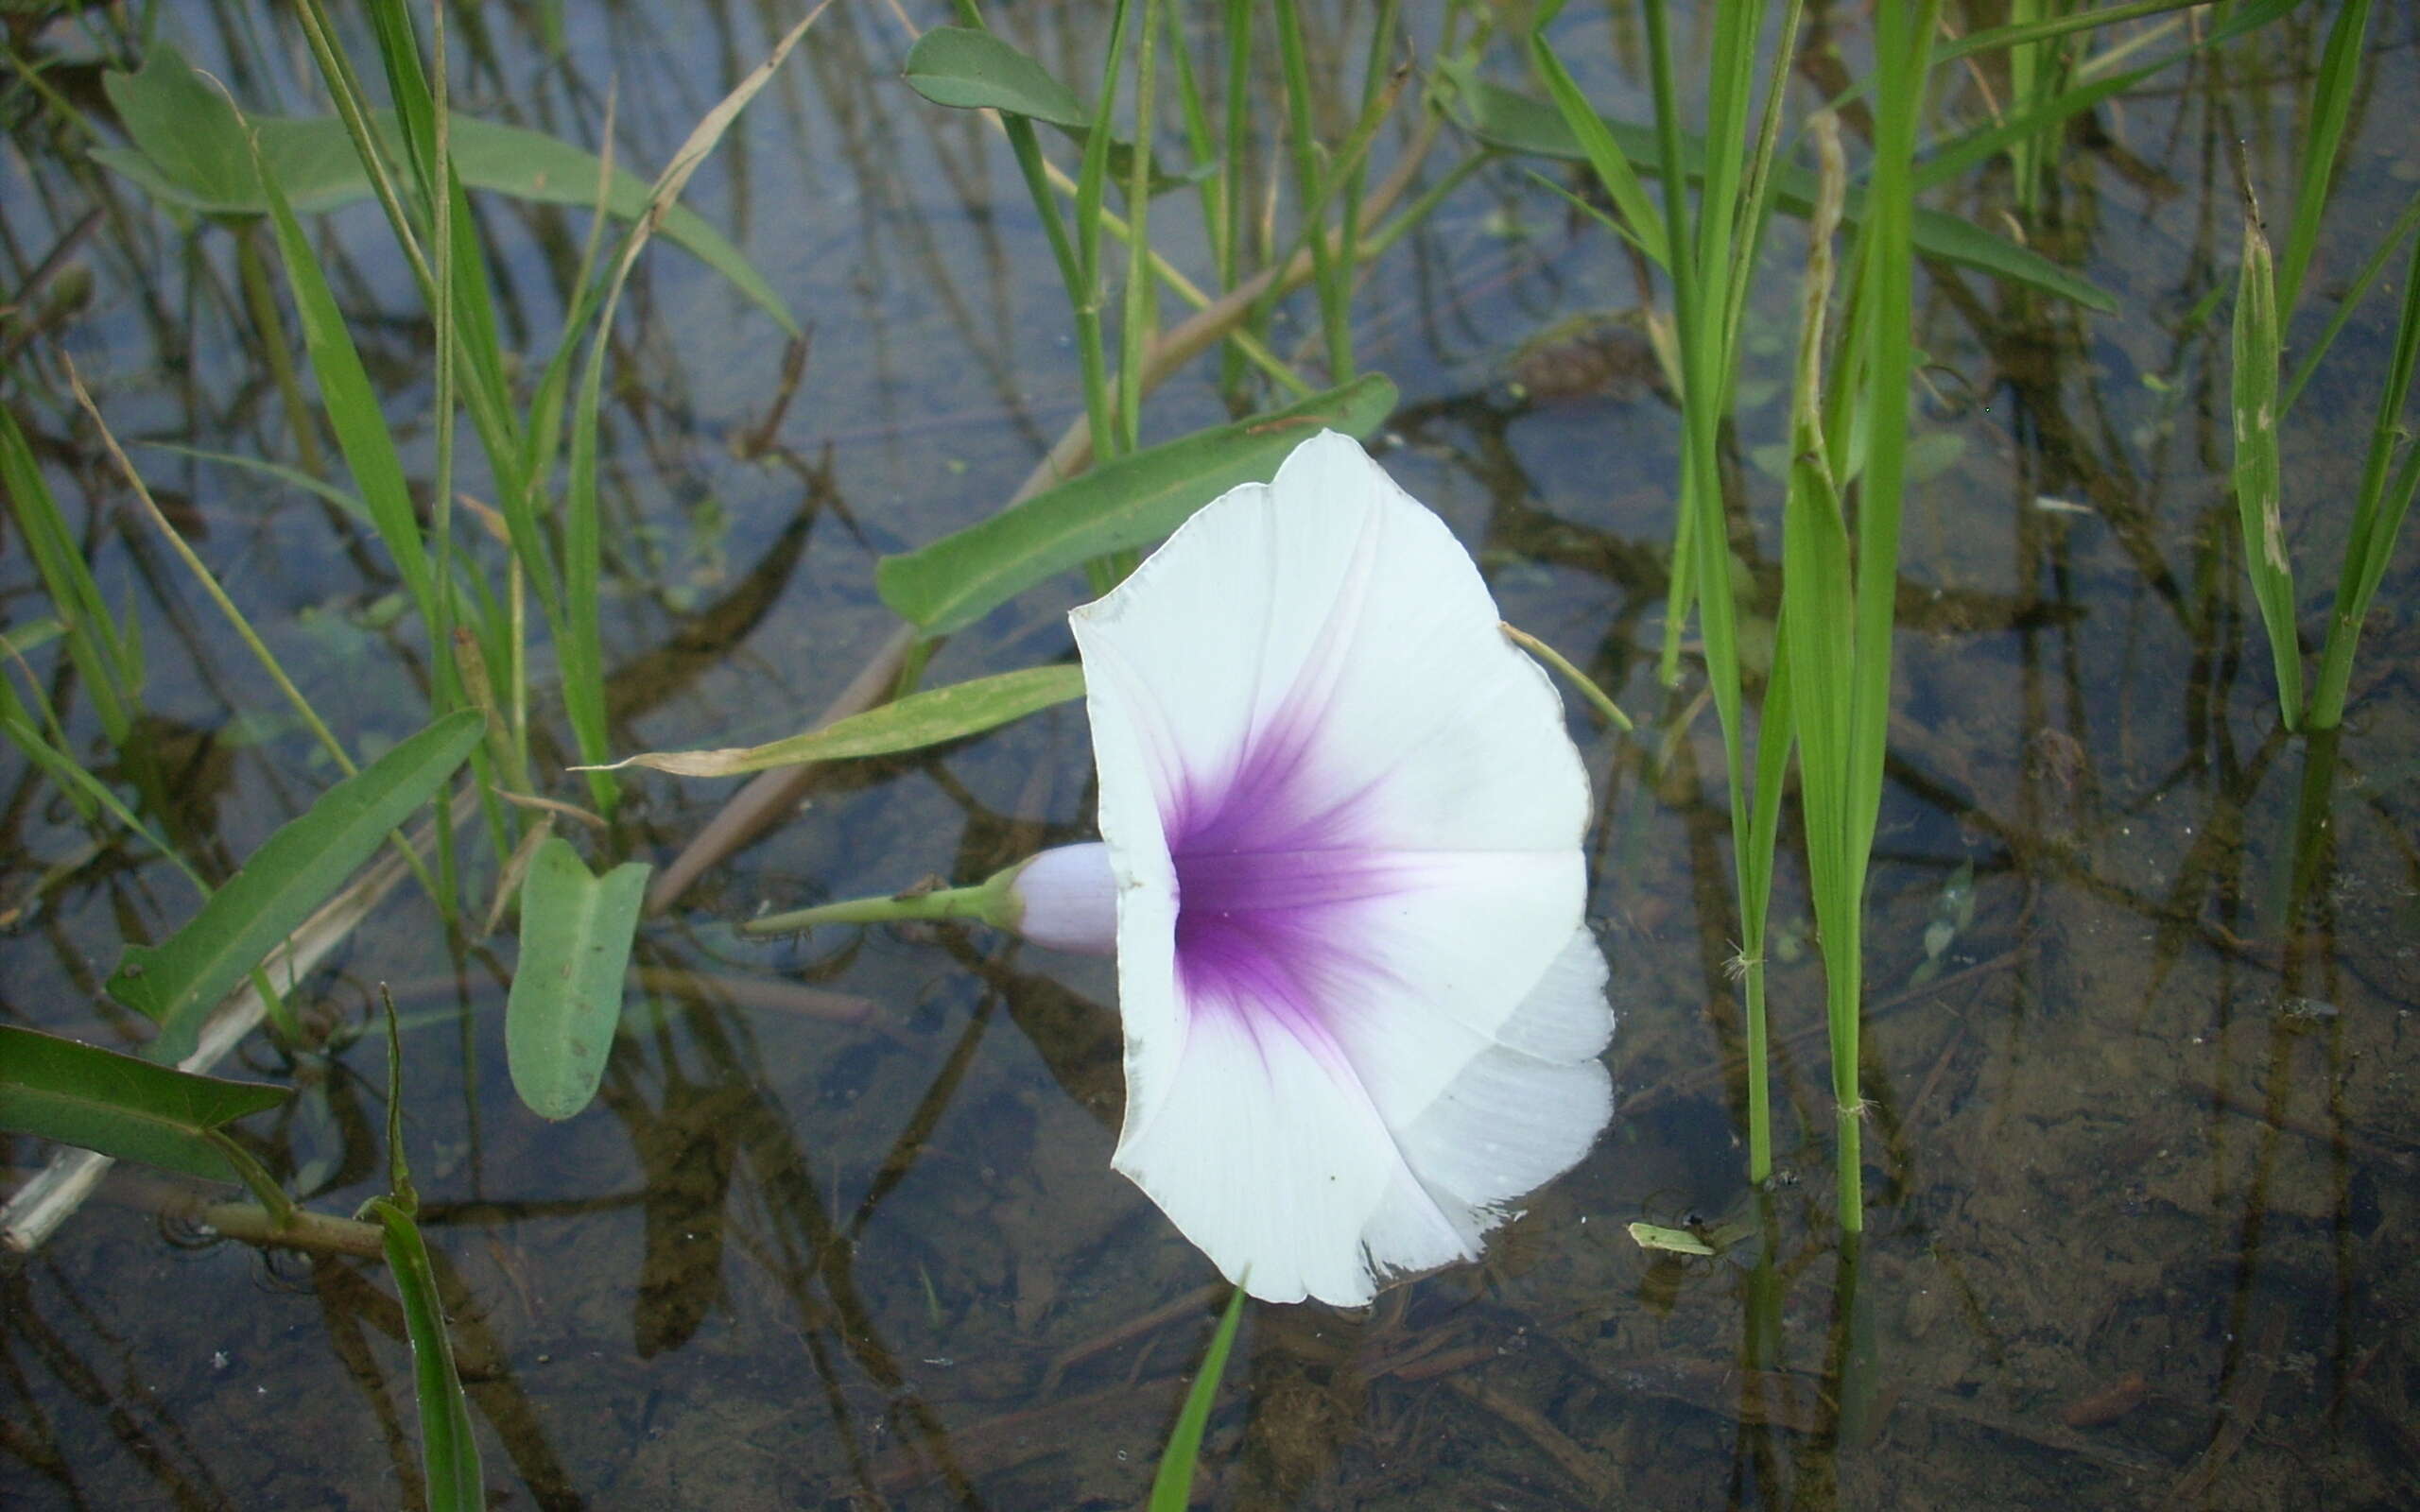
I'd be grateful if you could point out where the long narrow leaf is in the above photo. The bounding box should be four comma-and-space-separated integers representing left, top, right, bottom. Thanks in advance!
877, 376, 1396, 636
1149, 1284, 1248, 1511
250, 120, 441, 643
2229, 203, 2303, 728
369, 1201, 483, 1511
1462, 81, 2116, 313
506, 840, 649, 1121
107, 710, 485, 1062
0, 407, 138, 747
563, 3, 831, 808
596, 664, 1083, 777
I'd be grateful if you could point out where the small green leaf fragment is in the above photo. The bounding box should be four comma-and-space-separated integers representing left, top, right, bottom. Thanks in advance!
1627, 1221, 1718, 1257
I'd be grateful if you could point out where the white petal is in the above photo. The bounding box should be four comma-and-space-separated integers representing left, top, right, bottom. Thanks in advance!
1373, 926, 1615, 1246
1111, 1004, 1409, 1307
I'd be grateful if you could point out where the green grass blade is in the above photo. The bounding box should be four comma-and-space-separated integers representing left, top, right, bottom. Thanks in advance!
1119, 0, 1162, 455
597, 664, 1084, 778
2228, 198, 2304, 729
0, 405, 139, 748
1526, 6, 1666, 264
2275, 0, 2371, 317
0, 1025, 286, 1182
877, 377, 1395, 637
1273, 0, 1348, 381
366, 1199, 484, 1511
1461, 80, 2116, 313
506, 839, 648, 1121
106, 711, 485, 1063
2308, 209, 2420, 729
248, 116, 442, 652
2282, 190, 2420, 414
1913, 0, 2298, 196
1149, 1284, 1248, 1511
562, 4, 830, 808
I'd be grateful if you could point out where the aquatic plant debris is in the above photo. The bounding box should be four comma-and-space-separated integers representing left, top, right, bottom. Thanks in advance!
1063, 430, 1615, 1306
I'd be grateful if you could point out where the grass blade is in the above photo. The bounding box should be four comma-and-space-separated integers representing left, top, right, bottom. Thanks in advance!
106, 711, 485, 1062
0, 405, 139, 749
562, 2, 831, 808
367, 1200, 483, 1510
506, 839, 649, 1121
1461, 81, 2116, 314
2308, 197, 2420, 729
596, 664, 1083, 777
1149, 1284, 1248, 1511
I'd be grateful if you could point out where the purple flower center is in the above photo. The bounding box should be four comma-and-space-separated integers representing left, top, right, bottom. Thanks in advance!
1166, 709, 1397, 1054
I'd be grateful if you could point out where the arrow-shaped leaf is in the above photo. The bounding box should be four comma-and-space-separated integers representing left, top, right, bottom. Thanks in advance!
109, 710, 486, 1063
0, 1025, 286, 1182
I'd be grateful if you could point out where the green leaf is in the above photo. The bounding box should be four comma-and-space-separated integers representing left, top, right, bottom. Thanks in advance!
1149, 1283, 1248, 1511
902, 26, 1202, 198
251, 121, 441, 639
878, 375, 1397, 636
2229, 204, 2303, 729
93, 42, 794, 335
904, 26, 1086, 128
0, 1024, 285, 1182
368, 1200, 484, 1511
597, 663, 1085, 777
505, 839, 649, 1121
108, 710, 486, 1063
1461, 81, 2116, 314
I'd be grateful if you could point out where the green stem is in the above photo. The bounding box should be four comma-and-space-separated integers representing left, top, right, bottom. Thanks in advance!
741, 868, 1018, 937
234, 223, 327, 478
1501, 624, 1634, 731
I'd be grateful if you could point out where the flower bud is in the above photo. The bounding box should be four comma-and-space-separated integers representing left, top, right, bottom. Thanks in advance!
1004, 842, 1117, 954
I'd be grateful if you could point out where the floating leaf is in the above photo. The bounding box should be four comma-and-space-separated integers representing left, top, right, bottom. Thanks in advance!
1626, 1221, 1718, 1257
1461, 82, 2115, 314
597, 663, 1084, 777
107, 710, 485, 1063
505, 839, 649, 1121
92, 42, 794, 334
0, 1025, 285, 1182
878, 375, 1397, 636
369, 1199, 484, 1510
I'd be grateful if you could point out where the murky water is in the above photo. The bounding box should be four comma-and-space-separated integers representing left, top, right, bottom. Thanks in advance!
6, 2, 2418, 1507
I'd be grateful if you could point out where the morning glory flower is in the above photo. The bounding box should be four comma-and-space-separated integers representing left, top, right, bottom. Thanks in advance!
745, 431, 1615, 1305
1053, 429, 1615, 1307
